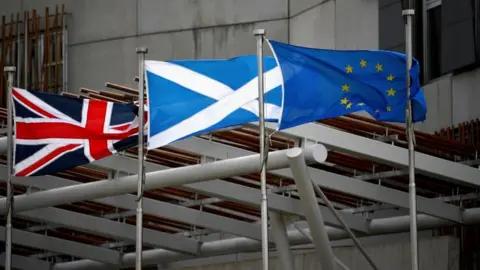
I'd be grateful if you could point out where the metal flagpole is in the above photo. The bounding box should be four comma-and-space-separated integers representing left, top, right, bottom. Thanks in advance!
253, 28, 269, 270
4, 66, 16, 270
402, 1, 418, 269
135, 47, 148, 270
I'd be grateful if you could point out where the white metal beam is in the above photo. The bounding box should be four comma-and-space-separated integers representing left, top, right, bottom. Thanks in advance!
53, 206, 480, 270
287, 148, 336, 270
264, 122, 480, 187
0, 253, 52, 270
17, 207, 200, 254
0, 145, 325, 214
94, 155, 369, 232
167, 136, 465, 222
0, 225, 120, 265
273, 167, 463, 223
0, 168, 265, 241
184, 180, 370, 232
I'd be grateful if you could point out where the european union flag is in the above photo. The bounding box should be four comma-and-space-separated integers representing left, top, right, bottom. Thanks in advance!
267, 40, 427, 130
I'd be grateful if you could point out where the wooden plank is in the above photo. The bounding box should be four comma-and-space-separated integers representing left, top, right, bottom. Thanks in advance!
33, 10, 39, 90
1, 15, 6, 107
42, 7, 49, 92
27, 11, 31, 89
54, 5, 60, 93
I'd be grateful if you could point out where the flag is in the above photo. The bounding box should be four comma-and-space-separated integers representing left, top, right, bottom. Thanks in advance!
267, 40, 427, 130
12, 88, 141, 177
145, 55, 283, 149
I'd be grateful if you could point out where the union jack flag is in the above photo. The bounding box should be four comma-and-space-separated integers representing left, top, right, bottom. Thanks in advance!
12, 88, 142, 177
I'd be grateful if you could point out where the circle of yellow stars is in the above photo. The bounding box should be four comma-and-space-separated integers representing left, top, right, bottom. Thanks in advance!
340, 58, 397, 114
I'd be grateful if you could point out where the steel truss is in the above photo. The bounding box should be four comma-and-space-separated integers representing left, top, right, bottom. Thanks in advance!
0, 115, 479, 269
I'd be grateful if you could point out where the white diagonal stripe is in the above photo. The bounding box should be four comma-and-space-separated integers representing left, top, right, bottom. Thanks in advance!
13, 88, 77, 123
145, 60, 282, 119
147, 62, 283, 149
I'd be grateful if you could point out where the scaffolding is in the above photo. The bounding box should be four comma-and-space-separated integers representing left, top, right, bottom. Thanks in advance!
0, 74, 478, 268
0, 4, 67, 109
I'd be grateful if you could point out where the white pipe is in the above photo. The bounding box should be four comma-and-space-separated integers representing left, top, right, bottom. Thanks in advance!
0, 145, 328, 213
270, 212, 295, 270
287, 148, 336, 270
53, 207, 480, 270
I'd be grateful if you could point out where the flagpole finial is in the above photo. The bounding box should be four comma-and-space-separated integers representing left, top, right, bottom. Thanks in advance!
253, 29, 266, 36
136, 47, 148, 54
4, 66, 16, 73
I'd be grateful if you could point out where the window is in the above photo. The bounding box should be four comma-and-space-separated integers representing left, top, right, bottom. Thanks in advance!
425, 2, 442, 80
379, 0, 478, 84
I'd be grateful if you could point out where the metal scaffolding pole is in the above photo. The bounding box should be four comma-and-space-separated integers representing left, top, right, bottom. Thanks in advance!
310, 180, 378, 270
287, 148, 336, 270
253, 28, 269, 270
0, 145, 327, 213
402, 0, 418, 269
135, 46, 147, 270
4, 66, 15, 270
53, 202, 480, 270
270, 212, 295, 270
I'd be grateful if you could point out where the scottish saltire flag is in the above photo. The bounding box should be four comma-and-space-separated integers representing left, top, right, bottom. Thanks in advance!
145, 56, 283, 149
12, 88, 140, 176
267, 40, 427, 130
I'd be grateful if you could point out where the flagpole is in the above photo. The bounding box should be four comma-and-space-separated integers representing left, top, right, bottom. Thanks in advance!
253, 28, 269, 270
4, 66, 16, 270
402, 2, 419, 270
135, 47, 148, 270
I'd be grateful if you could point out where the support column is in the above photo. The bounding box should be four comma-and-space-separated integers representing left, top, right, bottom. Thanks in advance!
270, 212, 295, 270
287, 148, 336, 270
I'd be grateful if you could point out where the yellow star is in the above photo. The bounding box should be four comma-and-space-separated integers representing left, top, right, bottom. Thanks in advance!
386, 74, 394, 81
357, 102, 365, 106
345, 65, 353, 73
346, 102, 353, 109
387, 88, 396, 96
387, 106, 392, 112
375, 63, 383, 72
341, 84, 350, 92
375, 109, 380, 114
340, 97, 349, 105
360, 59, 367, 68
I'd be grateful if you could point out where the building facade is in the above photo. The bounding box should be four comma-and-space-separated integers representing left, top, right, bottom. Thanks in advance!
1, 1, 479, 269
3, 0, 479, 135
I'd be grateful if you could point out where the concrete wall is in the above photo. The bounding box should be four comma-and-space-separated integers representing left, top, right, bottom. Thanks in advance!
1, 0, 480, 133
167, 235, 459, 270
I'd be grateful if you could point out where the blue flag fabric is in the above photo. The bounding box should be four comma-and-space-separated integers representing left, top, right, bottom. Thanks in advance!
145, 56, 283, 149
267, 40, 427, 130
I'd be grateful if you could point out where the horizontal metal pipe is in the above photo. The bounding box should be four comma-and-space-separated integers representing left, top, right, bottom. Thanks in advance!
53, 207, 480, 270
0, 145, 328, 214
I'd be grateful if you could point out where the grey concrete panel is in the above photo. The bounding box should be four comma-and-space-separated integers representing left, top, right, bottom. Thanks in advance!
21, 0, 137, 45
68, 37, 137, 93
289, 0, 335, 49
0, 0, 22, 14
452, 68, 480, 126
379, 0, 400, 8
69, 29, 196, 92
335, 0, 379, 50
137, 0, 288, 35
378, 0, 404, 50
20, 0, 74, 12
172, 236, 458, 270
193, 19, 288, 59
138, 30, 196, 61
289, 0, 327, 18
415, 75, 453, 133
